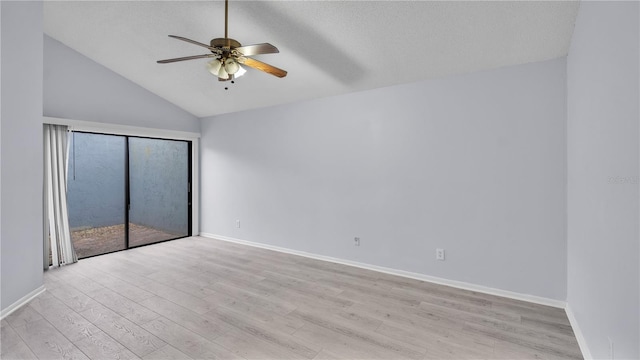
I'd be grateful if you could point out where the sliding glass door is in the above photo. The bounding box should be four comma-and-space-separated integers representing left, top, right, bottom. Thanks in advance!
128, 137, 190, 247
67, 132, 191, 259
68, 133, 127, 258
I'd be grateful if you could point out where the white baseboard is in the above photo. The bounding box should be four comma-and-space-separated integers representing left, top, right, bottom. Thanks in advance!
199, 232, 566, 309
0, 285, 46, 320
565, 303, 592, 359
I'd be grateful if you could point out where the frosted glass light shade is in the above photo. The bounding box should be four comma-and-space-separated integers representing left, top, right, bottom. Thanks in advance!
218, 66, 229, 80
206, 59, 221, 75
234, 65, 246, 78
224, 59, 240, 75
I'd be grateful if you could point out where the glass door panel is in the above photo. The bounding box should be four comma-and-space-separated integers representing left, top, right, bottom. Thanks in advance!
128, 137, 190, 247
67, 133, 126, 258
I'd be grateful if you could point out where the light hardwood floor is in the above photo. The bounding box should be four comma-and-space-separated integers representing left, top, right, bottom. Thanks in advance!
1, 236, 583, 360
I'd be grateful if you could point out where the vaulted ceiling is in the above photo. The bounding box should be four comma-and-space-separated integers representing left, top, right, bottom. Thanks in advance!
44, 1, 580, 118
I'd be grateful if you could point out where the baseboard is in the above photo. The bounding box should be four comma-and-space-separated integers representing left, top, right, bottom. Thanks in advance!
0, 285, 46, 320
199, 233, 566, 309
565, 303, 592, 359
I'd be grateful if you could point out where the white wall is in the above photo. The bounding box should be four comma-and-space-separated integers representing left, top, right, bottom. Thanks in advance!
44, 35, 199, 133
567, 2, 639, 359
201, 58, 568, 300
1, 1, 45, 312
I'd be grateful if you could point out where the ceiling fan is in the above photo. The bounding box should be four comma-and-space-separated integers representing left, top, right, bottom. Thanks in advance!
157, 0, 287, 83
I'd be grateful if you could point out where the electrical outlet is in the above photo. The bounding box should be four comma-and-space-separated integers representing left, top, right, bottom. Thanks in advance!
436, 248, 445, 260
354, 237, 360, 246
235, 219, 240, 228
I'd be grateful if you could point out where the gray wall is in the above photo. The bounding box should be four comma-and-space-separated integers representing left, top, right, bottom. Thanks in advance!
67, 133, 126, 229
44, 35, 200, 133
129, 137, 189, 235
1, 1, 44, 311
567, 2, 639, 359
200, 58, 568, 300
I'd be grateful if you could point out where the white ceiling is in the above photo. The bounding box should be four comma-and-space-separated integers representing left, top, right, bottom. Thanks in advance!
44, 1, 580, 118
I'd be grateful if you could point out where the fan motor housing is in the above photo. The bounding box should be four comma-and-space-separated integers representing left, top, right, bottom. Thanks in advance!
210, 38, 241, 50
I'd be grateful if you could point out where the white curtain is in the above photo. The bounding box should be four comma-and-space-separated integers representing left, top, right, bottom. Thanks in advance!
44, 124, 77, 267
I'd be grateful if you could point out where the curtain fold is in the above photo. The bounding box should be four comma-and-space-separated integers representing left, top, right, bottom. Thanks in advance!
44, 124, 77, 268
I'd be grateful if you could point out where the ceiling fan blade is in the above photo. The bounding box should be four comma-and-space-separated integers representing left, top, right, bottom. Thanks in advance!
239, 57, 287, 78
235, 43, 279, 56
168, 35, 215, 51
157, 54, 217, 64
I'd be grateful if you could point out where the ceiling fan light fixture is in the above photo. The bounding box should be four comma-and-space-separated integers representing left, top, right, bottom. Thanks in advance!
224, 58, 240, 75
206, 59, 222, 75
234, 65, 246, 78
218, 66, 229, 80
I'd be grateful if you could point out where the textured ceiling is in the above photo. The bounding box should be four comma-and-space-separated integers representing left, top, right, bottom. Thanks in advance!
44, 1, 580, 118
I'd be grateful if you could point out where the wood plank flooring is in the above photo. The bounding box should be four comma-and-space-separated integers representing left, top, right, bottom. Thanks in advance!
1, 236, 583, 359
